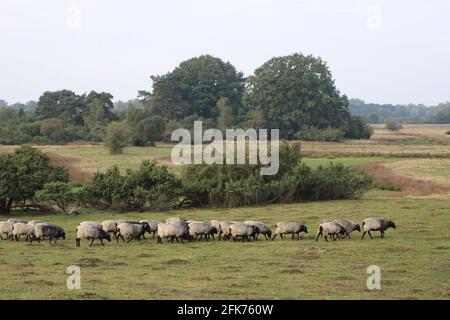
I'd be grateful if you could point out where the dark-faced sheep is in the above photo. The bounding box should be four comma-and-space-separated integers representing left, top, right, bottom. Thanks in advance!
272, 221, 308, 240
76, 225, 111, 247
362, 218, 396, 239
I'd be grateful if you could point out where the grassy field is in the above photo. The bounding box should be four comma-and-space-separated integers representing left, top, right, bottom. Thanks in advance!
1, 197, 449, 300
1, 124, 450, 299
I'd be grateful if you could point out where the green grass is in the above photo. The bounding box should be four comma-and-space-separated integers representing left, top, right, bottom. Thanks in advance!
302, 156, 388, 168
1, 197, 449, 300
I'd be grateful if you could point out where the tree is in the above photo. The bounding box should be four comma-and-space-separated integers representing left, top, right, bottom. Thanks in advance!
0, 146, 69, 214
39, 118, 66, 143
149, 55, 245, 120
134, 116, 166, 146
432, 102, 450, 124
0, 99, 7, 108
385, 119, 403, 131
104, 121, 129, 154
36, 90, 86, 125
217, 97, 235, 130
83, 91, 116, 128
243, 53, 350, 139
35, 181, 74, 211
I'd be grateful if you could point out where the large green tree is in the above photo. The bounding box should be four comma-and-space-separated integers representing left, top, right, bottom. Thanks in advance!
36, 90, 86, 125
244, 53, 350, 139
0, 147, 69, 214
83, 91, 117, 128
148, 55, 245, 120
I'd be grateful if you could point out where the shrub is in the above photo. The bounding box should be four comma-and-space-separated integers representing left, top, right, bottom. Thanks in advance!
80, 160, 182, 210
345, 116, 373, 139
385, 119, 403, 131
34, 181, 74, 211
446, 130, 450, 135
104, 121, 129, 154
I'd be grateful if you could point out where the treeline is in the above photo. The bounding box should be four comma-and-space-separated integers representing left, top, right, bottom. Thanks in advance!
0, 53, 373, 146
349, 99, 450, 124
0, 145, 372, 214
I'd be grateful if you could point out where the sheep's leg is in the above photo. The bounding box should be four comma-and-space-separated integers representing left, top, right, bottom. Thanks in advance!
280, 234, 284, 240
100, 239, 105, 247
271, 234, 277, 241
49, 236, 53, 244
157, 236, 162, 244
152, 231, 155, 239
127, 236, 134, 243
324, 235, 328, 242
89, 239, 95, 247
210, 234, 215, 240
362, 231, 366, 239
380, 231, 385, 238
180, 237, 185, 244
368, 231, 374, 239
315, 232, 321, 242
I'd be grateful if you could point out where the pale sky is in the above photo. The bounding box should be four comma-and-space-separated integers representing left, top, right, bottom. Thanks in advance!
1, 0, 449, 105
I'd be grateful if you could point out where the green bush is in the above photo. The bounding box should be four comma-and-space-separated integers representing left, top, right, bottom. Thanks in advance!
80, 160, 183, 211
345, 116, 373, 139
385, 119, 403, 131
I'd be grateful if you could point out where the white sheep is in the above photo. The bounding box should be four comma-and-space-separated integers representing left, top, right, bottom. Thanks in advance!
165, 217, 187, 224
139, 220, 161, 239
12, 222, 35, 241
76, 224, 111, 247
244, 221, 272, 240
188, 222, 217, 241
218, 221, 235, 240
272, 221, 308, 240
101, 220, 118, 239
362, 218, 396, 239
27, 220, 45, 226
0, 221, 14, 240
316, 221, 347, 242
229, 223, 258, 241
116, 222, 150, 243
79, 221, 102, 228
156, 223, 189, 244
322, 219, 361, 239
30, 223, 65, 244
7, 219, 28, 224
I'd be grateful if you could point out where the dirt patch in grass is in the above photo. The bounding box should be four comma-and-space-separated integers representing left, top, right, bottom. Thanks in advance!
164, 259, 189, 265
75, 258, 105, 267
357, 162, 450, 196
48, 154, 93, 183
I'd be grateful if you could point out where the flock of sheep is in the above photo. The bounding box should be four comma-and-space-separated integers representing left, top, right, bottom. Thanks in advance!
0, 217, 397, 247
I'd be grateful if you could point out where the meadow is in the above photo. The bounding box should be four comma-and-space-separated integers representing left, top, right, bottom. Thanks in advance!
0, 124, 450, 300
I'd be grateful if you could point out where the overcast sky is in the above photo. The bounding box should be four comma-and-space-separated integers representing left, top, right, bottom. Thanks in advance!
1, 0, 449, 105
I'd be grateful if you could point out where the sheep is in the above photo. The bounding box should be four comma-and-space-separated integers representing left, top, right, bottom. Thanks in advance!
188, 222, 217, 241
101, 220, 118, 239
229, 223, 259, 242
76, 224, 111, 247
315, 222, 347, 242
156, 223, 188, 244
272, 221, 308, 240
244, 221, 272, 240
218, 221, 236, 240
0, 222, 14, 240
139, 220, 161, 239
116, 220, 141, 225
7, 219, 28, 224
322, 219, 360, 239
27, 220, 45, 226
79, 221, 102, 228
165, 217, 187, 224
30, 223, 65, 244
362, 218, 396, 239
116, 222, 151, 243
12, 223, 35, 241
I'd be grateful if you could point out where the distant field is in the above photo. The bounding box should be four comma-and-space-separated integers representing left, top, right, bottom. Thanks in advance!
0, 197, 449, 299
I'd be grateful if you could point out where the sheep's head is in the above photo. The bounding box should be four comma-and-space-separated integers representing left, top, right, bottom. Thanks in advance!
61, 232, 66, 240
389, 221, 396, 229
106, 233, 112, 242
209, 226, 218, 235
142, 222, 151, 232
300, 225, 308, 234
354, 224, 361, 232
